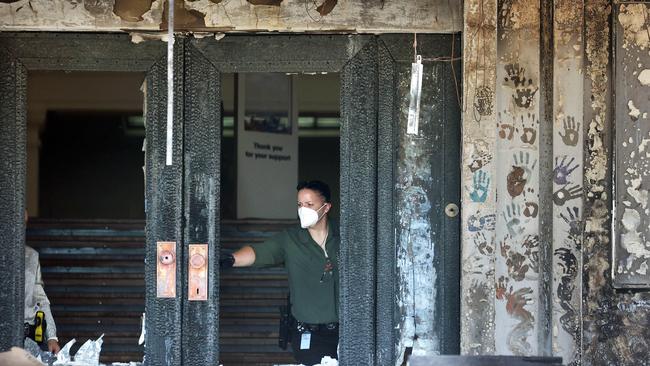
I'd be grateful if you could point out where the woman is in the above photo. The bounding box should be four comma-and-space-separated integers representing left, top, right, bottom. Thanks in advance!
221, 180, 339, 365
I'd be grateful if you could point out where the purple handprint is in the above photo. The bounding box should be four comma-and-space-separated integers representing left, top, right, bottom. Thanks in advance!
553, 155, 579, 185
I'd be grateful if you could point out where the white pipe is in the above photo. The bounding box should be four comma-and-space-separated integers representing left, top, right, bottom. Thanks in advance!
165, 0, 175, 166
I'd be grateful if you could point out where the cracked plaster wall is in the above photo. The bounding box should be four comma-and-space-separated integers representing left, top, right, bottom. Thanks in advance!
460, 0, 498, 356
0, 0, 461, 33
493, 0, 544, 357
461, 0, 548, 357
462, 1, 650, 365
551, 1, 583, 365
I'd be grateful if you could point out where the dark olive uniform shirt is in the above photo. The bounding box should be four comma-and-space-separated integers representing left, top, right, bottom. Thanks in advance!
251, 222, 339, 324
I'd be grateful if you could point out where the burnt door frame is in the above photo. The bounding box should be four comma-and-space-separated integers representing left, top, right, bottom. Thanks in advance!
0, 32, 461, 365
380, 34, 462, 357
188, 34, 393, 365
0, 32, 188, 364
188, 34, 461, 365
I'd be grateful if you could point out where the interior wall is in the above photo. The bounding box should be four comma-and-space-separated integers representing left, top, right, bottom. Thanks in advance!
27, 70, 339, 220
38, 111, 145, 219
298, 137, 340, 218
296, 73, 341, 218
220, 72, 340, 220
26, 71, 145, 217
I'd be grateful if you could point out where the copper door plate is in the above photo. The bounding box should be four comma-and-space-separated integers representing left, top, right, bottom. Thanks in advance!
188, 244, 208, 301
157, 241, 176, 298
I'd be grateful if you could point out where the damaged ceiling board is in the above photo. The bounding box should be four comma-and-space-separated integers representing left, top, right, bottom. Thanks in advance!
0, 0, 461, 33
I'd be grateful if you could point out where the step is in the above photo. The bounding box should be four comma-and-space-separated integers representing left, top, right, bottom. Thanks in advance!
26, 219, 296, 365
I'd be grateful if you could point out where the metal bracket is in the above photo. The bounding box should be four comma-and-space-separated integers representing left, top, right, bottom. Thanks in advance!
157, 241, 176, 298
188, 244, 208, 301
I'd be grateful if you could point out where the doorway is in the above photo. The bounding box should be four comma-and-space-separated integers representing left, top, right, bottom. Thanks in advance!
0, 33, 460, 366
218, 71, 341, 364
185, 34, 393, 365
24, 70, 147, 363
0, 32, 166, 355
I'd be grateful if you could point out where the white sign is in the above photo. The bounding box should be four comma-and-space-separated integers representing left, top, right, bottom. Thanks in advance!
236, 74, 298, 219
407, 55, 423, 135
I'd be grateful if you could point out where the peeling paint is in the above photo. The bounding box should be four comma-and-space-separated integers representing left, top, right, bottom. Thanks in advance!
0, 0, 99, 29
638, 69, 650, 86
316, 0, 337, 16
2, 0, 650, 364
114, 0, 153, 22
618, 4, 650, 50
615, 1, 650, 291
161, 1, 206, 29
247, 0, 283, 6
628, 100, 641, 120
0, 0, 461, 33
583, 1, 650, 365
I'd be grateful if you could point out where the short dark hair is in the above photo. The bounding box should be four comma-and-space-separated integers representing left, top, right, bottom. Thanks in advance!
297, 180, 331, 203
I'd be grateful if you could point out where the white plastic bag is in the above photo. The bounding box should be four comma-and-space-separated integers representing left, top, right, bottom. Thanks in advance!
53, 338, 75, 365
73, 334, 104, 366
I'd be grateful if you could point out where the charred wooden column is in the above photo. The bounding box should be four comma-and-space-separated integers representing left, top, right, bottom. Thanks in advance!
339, 37, 380, 365
143, 36, 185, 366
0, 33, 165, 354
180, 42, 221, 365
0, 44, 28, 351
375, 38, 398, 366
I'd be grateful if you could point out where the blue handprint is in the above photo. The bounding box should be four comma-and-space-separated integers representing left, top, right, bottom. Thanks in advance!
468, 213, 496, 232
469, 170, 490, 203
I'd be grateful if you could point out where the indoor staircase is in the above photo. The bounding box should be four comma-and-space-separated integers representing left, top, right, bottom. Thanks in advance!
26, 219, 296, 365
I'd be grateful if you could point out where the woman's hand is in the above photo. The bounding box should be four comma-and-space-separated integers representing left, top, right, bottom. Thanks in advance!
47, 339, 60, 354
232, 246, 256, 267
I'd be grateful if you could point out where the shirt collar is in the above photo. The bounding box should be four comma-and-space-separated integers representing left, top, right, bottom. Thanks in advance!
297, 219, 339, 244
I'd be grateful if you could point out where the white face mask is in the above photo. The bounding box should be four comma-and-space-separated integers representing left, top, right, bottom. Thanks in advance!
298, 203, 327, 228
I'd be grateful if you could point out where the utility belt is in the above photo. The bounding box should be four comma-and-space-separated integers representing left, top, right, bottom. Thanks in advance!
24, 311, 47, 343
295, 321, 339, 333
278, 295, 339, 350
